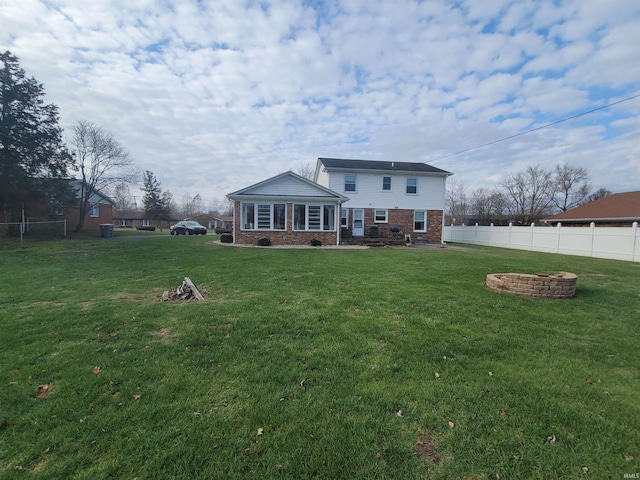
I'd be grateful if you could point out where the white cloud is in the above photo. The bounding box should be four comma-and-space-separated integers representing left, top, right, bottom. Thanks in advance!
0, 0, 638, 205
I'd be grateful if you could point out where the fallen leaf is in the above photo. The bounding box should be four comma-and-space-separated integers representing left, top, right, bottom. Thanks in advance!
584, 377, 593, 384
448, 421, 454, 428
625, 455, 635, 462
547, 435, 556, 444
93, 365, 102, 375
112, 391, 121, 398
500, 409, 509, 417
489, 371, 494, 377
37, 384, 51, 399
434, 372, 440, 380
396, 410, 403, 418
257, 428, 264, 436
133, 394, 141, 400
582, 466, 588, 474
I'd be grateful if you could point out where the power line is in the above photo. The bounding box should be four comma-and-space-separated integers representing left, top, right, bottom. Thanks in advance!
429, 93, 640, 162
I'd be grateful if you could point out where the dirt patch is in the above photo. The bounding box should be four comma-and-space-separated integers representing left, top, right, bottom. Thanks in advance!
413, 434, 440, 463
151, 327, 174, 340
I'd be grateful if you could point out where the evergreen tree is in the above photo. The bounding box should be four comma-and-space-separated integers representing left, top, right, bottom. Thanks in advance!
0, 51, 73, 220
142, 170, 170, 229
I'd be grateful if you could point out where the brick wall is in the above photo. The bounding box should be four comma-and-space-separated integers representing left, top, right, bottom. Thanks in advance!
346, 208, 443, 243
233, 201, 340, 246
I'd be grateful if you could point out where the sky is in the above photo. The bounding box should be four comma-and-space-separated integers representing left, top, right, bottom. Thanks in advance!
1, 0, 639, 209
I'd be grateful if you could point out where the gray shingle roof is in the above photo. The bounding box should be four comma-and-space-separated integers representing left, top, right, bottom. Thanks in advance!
318, 157, 451, 175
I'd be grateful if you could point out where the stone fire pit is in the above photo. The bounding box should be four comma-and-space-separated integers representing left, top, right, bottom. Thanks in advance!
486, 272, 577, 298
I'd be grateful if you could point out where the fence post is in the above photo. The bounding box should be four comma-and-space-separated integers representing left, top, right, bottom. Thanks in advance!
632, 222, 638, 261
475, 223, 479, 245
556, 222, 562, 253
530, 223, 535, 251
509, 222, 513, 248
590, 222, 595, 257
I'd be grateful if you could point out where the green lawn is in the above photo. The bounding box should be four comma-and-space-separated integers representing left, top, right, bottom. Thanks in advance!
0, 236, 638, 479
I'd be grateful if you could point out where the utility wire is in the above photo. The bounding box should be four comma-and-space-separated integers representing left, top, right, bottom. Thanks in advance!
429, 93, 640, 162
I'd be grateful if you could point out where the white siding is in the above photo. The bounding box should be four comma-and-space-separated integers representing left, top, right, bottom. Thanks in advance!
324, 172, 446, 210
249, 176, 328, 197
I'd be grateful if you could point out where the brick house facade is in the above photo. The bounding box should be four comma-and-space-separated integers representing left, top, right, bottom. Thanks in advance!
227, 171, 348, 247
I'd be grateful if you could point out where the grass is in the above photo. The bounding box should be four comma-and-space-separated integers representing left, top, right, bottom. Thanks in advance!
0, 236, 638, 479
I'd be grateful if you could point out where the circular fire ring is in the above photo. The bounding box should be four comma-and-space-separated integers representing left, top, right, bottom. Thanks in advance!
486, 272, 576, 298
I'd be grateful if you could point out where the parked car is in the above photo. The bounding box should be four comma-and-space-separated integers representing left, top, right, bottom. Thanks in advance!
170, 221, 207, 235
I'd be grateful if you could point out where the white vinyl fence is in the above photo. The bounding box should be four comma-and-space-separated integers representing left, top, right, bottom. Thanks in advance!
443, 222, 639, 262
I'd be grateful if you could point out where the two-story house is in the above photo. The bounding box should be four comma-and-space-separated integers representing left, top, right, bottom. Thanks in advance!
314, 158, 452, 244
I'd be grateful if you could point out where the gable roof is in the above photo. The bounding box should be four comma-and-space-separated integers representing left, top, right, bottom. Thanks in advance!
227, 171, 349, 202
316, 157, 452, 177
545, 191, 640, 223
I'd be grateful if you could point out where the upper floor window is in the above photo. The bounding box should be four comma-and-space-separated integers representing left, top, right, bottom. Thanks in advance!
90, 204, 100, 217
382, 176, 391, 191
406, 178, 417, 194
344, 175, 357, 192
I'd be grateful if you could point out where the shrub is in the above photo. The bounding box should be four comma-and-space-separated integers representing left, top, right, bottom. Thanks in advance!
257, 237, 272, 246
310, 238, 322, 247
136, 226, 156, 231
220, 233, 233, 243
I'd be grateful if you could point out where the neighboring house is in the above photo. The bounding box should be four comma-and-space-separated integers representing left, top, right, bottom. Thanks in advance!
208, 215, 233, 233
227, 171, 348, 246
544, 191, 640, 226
113, 210, 151, 228
314, 158, 452, 243
64, 180, 116, 230
0, 179, 115, 230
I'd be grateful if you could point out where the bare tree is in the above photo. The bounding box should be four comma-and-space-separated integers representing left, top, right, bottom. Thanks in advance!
112, 182, 136, 212
297, 162, 315, 180
586, 188, 612, 204
70, 121, 136, 231
552, 163, 591, 212
469, 188, 508, 225
445, 179, 467, 224
502, 164, 555, 225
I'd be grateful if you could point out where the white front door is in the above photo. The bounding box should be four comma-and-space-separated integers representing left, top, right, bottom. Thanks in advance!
353, 209, 364, 237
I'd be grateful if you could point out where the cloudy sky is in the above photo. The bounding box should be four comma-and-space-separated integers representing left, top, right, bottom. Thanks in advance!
1, 0, 639, 207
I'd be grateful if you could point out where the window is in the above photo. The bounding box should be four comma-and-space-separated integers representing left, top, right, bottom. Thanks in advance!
294, 204, 337, 231
241, 203, 286, 230
341, 208, 348, 228
51, 200, 63, 215
382, 176, 391, 191
344, 175, 357, 192
406, 178, 417, 194
323, 205, 335, 230
374, 209, 388, 223
414, 211, 426, 232
242, 203, 255, 229
308, 205, 321, 230
273, 204, 286, 230
90, 204, 100, 217
294, 204, 306, 230
141, 219, 150, 226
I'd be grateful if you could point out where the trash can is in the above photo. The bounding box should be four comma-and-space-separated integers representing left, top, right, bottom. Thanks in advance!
369, 226, 379, 238
100, 224, 114, 238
